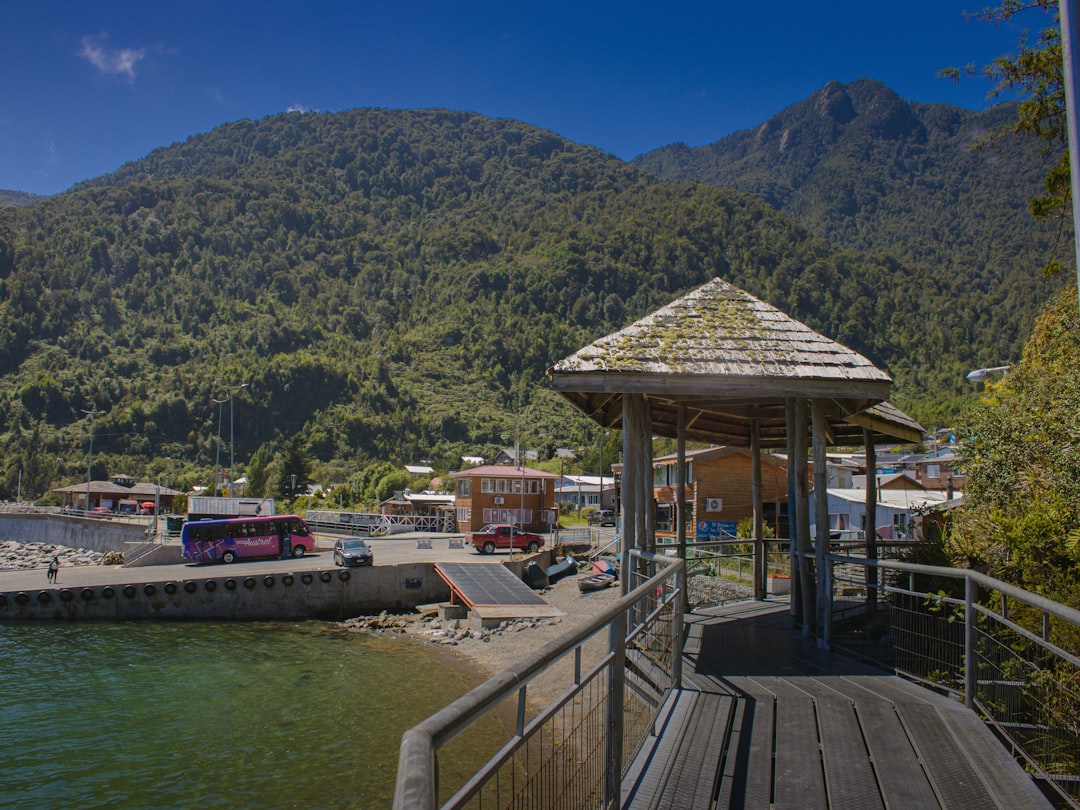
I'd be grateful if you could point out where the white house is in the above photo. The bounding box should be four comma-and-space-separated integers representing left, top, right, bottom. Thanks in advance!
812, 487, 958, 540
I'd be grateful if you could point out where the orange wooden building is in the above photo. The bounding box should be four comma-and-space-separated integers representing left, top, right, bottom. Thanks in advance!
451, 465, 559, 533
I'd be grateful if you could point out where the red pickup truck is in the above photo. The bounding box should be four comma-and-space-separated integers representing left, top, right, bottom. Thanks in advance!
468, 524, 544, 554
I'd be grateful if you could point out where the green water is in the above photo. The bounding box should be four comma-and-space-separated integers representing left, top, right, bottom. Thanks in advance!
0, 622, 490, 809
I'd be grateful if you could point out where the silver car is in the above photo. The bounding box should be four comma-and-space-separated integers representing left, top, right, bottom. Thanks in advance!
333, 537, 374, 567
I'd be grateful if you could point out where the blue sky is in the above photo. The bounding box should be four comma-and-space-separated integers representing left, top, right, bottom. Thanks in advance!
1, 1, 1050, 196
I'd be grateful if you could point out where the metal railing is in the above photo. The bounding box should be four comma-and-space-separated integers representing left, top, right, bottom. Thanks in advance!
826, 554, 1080, 807
305, 509, 456, 535
393, 550, 684, 810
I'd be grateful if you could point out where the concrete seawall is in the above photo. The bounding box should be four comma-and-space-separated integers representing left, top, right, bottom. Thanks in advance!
0, 511, 558, 623
0, 562, 452, 622
0, 512, 149, 554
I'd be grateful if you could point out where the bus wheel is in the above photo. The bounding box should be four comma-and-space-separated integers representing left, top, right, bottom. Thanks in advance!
292, 546, 306, 558
222, 550, 237, 564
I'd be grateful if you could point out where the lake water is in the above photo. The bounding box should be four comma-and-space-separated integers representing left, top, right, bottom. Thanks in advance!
0, 621, 491, 809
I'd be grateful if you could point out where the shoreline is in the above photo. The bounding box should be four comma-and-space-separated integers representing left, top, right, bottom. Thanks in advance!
339, 573, 754, 709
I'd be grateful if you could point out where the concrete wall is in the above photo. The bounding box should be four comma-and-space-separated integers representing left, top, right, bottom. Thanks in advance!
0, 562, 452, 622
122, 542, 186, 567
0, 512, 148, 553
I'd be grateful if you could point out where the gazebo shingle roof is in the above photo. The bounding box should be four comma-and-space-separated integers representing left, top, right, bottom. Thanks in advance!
553, 278, 889, 390
549, 278, 921, 448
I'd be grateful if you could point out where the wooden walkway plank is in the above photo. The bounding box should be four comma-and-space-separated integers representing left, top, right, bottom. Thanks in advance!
661, 693, 732, 809
714, 698, 747, 809
927, 704, 1053, 810
773, 695, 827, 810
735, 696, 775, 810
622, 601, 1055, 810
816, 695, 885, 810
855, 699, 943, 809
897, 702, 998, 810
622, 691, 734, 810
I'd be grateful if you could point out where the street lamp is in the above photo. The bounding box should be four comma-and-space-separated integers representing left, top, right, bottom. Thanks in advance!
81, 408, 100, 513
211, 397, 228, 497
215, 382, 249, 495
966, 365, 1010, 383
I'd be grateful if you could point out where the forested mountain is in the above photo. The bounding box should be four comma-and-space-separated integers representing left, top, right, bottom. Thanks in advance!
0, 190, 46, 208
0, 100, 1061, 499
635, 80, 1067, 406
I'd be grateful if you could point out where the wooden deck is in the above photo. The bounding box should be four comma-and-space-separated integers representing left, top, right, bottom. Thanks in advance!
622, 600, 1053, 809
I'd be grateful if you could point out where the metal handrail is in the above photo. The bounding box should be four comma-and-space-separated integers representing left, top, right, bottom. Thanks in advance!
826, 555, 1080, 633
393, 549, 683, 810
826, 552, 1080, 807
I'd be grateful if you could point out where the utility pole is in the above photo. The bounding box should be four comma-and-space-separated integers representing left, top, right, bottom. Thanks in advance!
212, 397, 227, 497
81, 409, 99, 513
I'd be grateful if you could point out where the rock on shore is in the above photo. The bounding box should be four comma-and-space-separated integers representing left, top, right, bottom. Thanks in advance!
0, 540, 108, 571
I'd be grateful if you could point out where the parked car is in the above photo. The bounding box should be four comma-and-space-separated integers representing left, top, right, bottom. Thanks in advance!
88, 506, 113, 518
467, 524, 544, 554
588, 509, 617, 527
333, 537, 374, 567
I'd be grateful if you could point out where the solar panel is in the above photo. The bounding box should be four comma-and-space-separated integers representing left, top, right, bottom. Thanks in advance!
436, 563, 548, 608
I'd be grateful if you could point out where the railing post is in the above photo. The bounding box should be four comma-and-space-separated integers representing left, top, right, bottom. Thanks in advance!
672, 566, 684, 689
603, 607, 628, 809
965, 575, 976, 710
823, 556, 832, 649
393, 729, 437, 810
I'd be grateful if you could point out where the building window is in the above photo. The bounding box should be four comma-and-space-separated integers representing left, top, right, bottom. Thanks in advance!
457, 479, 471, 497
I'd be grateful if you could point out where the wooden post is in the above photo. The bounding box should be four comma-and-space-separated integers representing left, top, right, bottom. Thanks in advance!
864, 428, 878, 613
812, 399, 829, 642
786, 398, 799, 620
620, 395, 638, 595
794, 398, 813, 634
677, 404, 689, 614
752, 420, 766, 600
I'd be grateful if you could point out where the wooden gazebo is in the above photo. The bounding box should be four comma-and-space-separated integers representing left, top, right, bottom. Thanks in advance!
549, 278, 923, 637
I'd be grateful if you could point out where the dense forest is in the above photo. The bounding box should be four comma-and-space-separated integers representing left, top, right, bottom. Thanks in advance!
0, 95, 1063, 500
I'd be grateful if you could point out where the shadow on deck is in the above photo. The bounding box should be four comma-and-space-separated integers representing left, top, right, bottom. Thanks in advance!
623, 600, 1053, 809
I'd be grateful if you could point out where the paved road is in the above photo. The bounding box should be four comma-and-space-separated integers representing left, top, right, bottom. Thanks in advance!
0, 533, 578, 592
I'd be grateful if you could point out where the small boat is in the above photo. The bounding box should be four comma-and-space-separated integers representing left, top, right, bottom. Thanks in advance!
578, 572, 617, 592
591, 559, 616, 576
545, 556, 577, 584
524, 562, 550, 590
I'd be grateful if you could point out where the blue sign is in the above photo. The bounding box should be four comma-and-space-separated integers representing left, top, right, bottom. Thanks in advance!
696, 520, 738, 539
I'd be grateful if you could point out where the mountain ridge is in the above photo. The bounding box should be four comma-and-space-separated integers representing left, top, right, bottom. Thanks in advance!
0, 89, 1063, 498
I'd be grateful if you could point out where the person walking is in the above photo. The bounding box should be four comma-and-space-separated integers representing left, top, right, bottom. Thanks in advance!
46, 556, 59, 584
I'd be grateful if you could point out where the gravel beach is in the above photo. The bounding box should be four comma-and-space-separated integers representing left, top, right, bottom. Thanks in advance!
340, 570, 753, 708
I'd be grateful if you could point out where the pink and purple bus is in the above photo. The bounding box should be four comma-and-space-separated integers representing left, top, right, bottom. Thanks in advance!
181, 515, 315, 563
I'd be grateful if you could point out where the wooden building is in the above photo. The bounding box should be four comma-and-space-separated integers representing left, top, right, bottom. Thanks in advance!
451, 465, 558, 533
52, 474, 182, 514
647, 446, 791, 539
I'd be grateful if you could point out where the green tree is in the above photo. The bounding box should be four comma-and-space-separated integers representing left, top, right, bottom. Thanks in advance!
244, 442, 273, 498
277, 434, 311, 501
952, 285, 1080, 608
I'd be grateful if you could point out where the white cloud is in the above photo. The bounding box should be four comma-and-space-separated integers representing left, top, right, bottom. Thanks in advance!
36, 137, 58, 178
79, 34, 146, 83
286, 103, 315, 113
